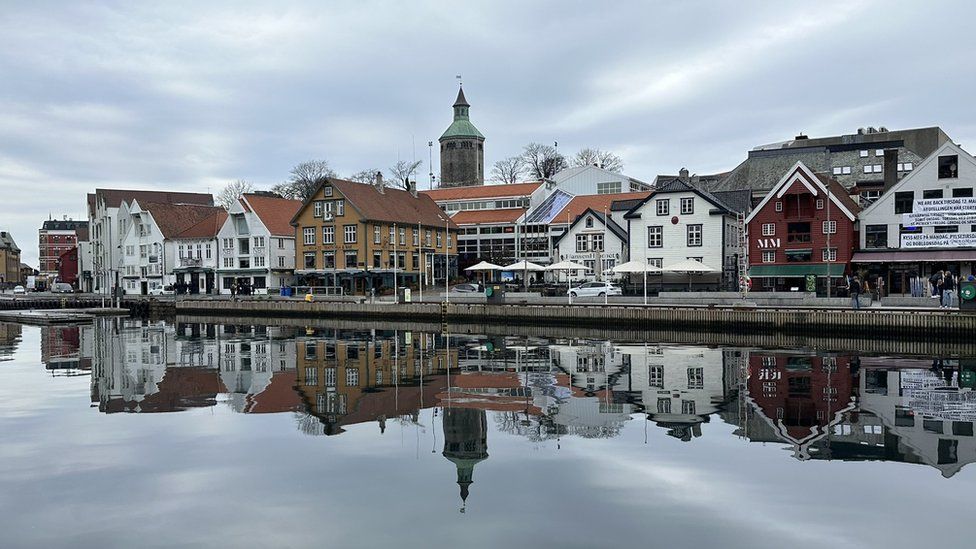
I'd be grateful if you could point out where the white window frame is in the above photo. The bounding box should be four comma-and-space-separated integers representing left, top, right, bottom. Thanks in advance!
822, 247, 837, 262
680, 197, 694, 215
656, 199, 669, 216
647, 226, 663, 248
303, 227, 315, 245
761, 223, 775, 236
822, 220, 837, 234
775, 201, 783, 212
762, 250, 775, 263
322, 225, 335, 245
344, 224, 357, 244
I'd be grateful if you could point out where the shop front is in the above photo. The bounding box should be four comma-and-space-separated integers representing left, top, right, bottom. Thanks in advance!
851, 250, 976, 296
748, 263, 847, 295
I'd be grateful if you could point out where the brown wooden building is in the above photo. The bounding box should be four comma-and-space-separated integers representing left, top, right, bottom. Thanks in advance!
290, 177, 460, 295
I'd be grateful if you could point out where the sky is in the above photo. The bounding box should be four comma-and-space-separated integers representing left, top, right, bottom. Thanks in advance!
2, 0, 975, 266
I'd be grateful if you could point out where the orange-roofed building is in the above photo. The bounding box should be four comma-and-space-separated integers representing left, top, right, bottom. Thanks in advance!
172, 208, 228, 294
217, 192, 304, 295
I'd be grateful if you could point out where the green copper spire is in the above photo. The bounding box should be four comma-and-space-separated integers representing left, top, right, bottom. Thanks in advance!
440, 85, 484, 140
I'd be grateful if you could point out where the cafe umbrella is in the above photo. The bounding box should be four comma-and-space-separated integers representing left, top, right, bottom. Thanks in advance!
464, 261, 503, 286
664, 258, 716, 291
545, 260, 589, 303
611, 260, 663, 305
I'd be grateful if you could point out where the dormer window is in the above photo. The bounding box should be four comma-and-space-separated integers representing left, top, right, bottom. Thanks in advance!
939, 155, 959, 179
585, 217, 594, 228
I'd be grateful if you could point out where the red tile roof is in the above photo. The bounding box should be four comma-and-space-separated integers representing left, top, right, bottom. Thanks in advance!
553, 191, 652, 224
140, 202, 225, 238
421, 181, 542, 202
450, 208, 524, 225
242, 194, 303, 236
175, 209, 228, 239
95, 188, 214, 208
298, 179, 456, 229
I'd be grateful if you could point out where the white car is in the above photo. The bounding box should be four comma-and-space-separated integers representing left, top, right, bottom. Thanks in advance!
148, 285, 175, 296
12, 285, 25, 295
568, 281, 622, 298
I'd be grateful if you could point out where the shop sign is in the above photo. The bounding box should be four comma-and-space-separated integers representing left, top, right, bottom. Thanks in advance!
902, 232, 976, 248
756, 238, 780, 249
903, 198, 976, 226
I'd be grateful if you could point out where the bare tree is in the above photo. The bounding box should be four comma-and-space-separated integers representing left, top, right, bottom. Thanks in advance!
271, 160, 336, 201
521, 142, 568, 180
490, 156, 526, 184
349, 169, 382, 184
388, 160, 423, 189
217, 179, 253, 210
573, 148, 624, 173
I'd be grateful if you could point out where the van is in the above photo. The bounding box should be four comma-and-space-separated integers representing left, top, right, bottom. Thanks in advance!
51, 283, 75, 293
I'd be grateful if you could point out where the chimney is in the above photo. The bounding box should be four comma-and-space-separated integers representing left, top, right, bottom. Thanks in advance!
678, 167, 689, 181
883, 149, 898, 191
690, 174, 700, 186
374, 171, 385, 194
795, 133, 808, 140
407, 179, 418, 198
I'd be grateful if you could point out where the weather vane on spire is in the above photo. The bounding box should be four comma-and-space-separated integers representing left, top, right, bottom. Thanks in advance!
456, 74, 462, 87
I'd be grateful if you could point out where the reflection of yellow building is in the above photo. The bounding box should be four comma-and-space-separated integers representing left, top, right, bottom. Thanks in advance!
295, 332, 458, 435
0, 322, 23, 361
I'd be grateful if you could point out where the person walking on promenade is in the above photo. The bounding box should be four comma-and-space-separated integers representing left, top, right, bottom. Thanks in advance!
849, 276, 862, 310
875, 275, 885, 304
942, 270, 956, 309
930, 271, 943, 299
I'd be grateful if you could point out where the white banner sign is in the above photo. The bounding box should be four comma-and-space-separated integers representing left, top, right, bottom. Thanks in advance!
901, 232, 976, 248
902, 198, 976, 226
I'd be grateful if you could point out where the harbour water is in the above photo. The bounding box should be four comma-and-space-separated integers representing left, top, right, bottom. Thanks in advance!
1, 318, 974, 548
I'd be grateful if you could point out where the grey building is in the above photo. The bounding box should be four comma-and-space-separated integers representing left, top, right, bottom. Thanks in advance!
705, 126, 952, 208
438, 86, 485, 187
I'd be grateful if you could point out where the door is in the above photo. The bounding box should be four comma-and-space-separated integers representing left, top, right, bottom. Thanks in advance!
140, 281, 148, 295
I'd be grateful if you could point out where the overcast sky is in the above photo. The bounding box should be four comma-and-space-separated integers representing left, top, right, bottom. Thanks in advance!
2, 0, 975, 266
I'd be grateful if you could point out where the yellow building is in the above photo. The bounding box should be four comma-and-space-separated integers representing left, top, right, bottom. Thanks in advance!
0, 230, 22, 286
294, 331, 458, 435
290, 177, 459, 295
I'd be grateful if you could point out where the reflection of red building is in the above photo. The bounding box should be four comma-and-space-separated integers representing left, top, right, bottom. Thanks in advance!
746, 352, 857, 458
97, 367, 227, 413
57, 247, 79, 286
745, 162, 860, 293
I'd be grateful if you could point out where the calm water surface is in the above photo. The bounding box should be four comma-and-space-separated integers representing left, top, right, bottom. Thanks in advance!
0, 319, 974, 549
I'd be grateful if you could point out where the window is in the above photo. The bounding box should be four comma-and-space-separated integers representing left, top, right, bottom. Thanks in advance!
412, 228, 419, 246
253, 256, 265, 267
592, 234, 604, 251
448, 233, 453, 249
425, 230, 432, 246
323, 186, 333, 197
399, 227, 406, 246
897, 162, 915, 172
239, 258, 250, 269
324, 367, 336, 387
322, 201, 334, 219
436, 232, 442, 248
875, 149, 884, 157
785, 249, 812, 262
576, 234, 589, 252
687, 368, 704, 390
224, 257, 235, 268
832, 167, 842, 176
761, 223, 775, 236
344, 251, 357, 268
278, 256, 285, 268
346, 368, 359, 387
648, 258, 663, 268
865, 225, 888, 248
648, 366, 663, 388
923, 189, 943, 199
939, 155, 959, 179
816, 199, 824, 210
336, 200, 345, 216
585, 217, 594, 228
223, 238, 233, 249
313, 201, 323, 218
647, 226, 663, 248
859, 150, 869, 157
343, 225, 357, 244
822, 220, 837, 234
775, 201, 783, 212
656, 199, 669, 216
822, 247, 837, 261
894, 191, 914, 214
374, 226, 381, 244
303, 227, 315, 245
657, 398, 671, 414
304, 366, 318, 385
322, 251, 335, 269
687, 224, 703, 246
322, 225, 334, 244
205, 243, 212, 259
373, 251, 382, 268
680, 197, 694, 214
787, 222, 811, 243
952, 188, 973, 198
140, 244, 147, 258
863, 164, 882, 174
597, 182, 621, 194
762, 250, 775, 263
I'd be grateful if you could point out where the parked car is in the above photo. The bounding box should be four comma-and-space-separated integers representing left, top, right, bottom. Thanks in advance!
451, 283, 483, 293
51, 283, 75, 293
148, 285, 175, 296
12, 285, 25, 295
567, 281, 622, 298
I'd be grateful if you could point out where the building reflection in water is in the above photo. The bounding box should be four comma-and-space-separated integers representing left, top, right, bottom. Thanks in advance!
0, 322, 22, 362
71, 318, 976, 483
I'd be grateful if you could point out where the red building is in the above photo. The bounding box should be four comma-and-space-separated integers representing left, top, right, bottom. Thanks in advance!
38, 218, 87, 280
745, 162, 860, 293
57, 247, 79, 286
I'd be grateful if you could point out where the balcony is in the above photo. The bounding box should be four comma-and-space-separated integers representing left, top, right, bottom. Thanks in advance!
180, 257, 202, 268
786, 233, 811, 243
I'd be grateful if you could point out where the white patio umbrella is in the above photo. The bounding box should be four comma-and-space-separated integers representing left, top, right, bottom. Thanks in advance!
613, 260, 663, 305
546, 260, 589, 301
664, 259, 717, 290
464, 261, 503, 285
503, 260, 546, 289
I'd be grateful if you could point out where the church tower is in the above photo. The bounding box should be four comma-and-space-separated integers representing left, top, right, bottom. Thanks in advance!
438, 85, 485, 187
442, 407, 489, 512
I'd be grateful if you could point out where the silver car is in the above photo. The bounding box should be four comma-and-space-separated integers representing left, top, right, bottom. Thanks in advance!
568, 281, 622, 298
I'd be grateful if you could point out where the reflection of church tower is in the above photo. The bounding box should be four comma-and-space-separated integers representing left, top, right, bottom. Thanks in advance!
442, 407, 489, 511
438, 85, 485, 187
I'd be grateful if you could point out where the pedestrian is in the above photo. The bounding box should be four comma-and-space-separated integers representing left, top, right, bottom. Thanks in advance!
849, 275, 862, 310
875, 275, 884, 304
942, 270, 956, 309
930, 271, 943, 299
231, 282, 237, 297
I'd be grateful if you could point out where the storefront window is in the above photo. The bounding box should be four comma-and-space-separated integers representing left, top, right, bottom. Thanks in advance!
865, 225, 888, 248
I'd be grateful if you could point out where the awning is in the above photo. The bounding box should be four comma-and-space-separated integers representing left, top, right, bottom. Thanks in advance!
749, 264, 846, 277
852, 250, 976, 263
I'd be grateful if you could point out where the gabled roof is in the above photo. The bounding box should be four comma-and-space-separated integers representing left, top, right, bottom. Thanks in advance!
421, 181, 542, 202
450, 209, 524, 225
860, 141, 973, 218
744, 161, 860, 224
551, 192, 652, 225
175, 209, 228, 239
624, 178, 743, 218
138, 202, 225, 238
553, 208, 628, 246
294, 179, 457, 229
552, 164, 652, 189
95, 188, 213, 209
0, 231, 19, 252
241, 194, 302, 237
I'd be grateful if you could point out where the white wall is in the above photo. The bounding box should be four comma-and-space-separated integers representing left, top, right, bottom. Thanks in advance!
627, 191, 731, 273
